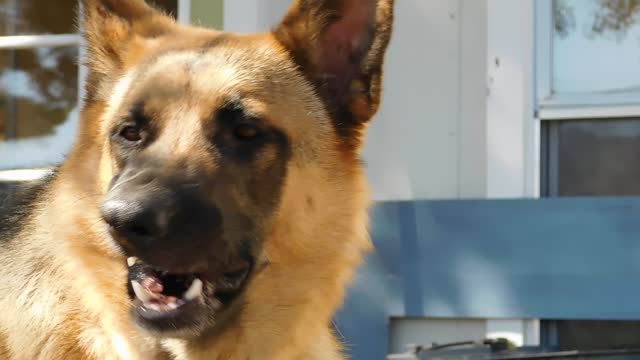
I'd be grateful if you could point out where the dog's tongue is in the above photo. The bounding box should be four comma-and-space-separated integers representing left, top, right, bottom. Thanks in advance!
141, 275, 163, 294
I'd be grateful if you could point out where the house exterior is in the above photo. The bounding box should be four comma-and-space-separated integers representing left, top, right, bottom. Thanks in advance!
3, 1, 640, 359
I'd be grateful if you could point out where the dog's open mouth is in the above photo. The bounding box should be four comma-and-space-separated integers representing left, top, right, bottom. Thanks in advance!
126, 257, 252, 334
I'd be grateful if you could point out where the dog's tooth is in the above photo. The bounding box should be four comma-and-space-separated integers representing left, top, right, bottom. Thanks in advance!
212, 299, 223, 310
184, 278, 203, 301
166, 296, 179, 306
167, 302, 178, 310
147, 303, 161, 312
131, 281, 154, 302
126, 257, 138, 267
204, 283, 216, 296
142, 277, 163, 294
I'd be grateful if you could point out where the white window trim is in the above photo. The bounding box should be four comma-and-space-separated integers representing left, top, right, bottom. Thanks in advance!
485, 0, 544, 344
486, 0, 538, 199
535, 0, 552, 110
535, 0, 640, 120
0, 34, 80, 49
0, 168, 53, 182
177, 0, 191, 24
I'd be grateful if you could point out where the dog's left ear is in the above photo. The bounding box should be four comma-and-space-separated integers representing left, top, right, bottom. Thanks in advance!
80, 0, 176, 82
273, 0, 394, 140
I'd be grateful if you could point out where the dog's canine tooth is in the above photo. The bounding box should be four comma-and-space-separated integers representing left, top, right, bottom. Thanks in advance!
204, 283, 216, 296
131, 281, 154, 302
184, 278, 203, 301
127, 257, 138, 267
211, 299, 223, 310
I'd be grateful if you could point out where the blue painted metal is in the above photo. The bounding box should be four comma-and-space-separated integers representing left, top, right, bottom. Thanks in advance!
335, 198, 640, 359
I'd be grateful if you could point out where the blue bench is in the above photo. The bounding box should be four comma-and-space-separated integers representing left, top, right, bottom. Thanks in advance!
335, 198, 640, 359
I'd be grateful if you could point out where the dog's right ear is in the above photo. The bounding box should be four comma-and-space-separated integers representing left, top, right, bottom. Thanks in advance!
80, 0, 176, 81
273, 0, 394, 147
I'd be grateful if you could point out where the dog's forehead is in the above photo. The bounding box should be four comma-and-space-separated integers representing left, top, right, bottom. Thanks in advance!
104, 35, 335, 152
134, 40, 282, 101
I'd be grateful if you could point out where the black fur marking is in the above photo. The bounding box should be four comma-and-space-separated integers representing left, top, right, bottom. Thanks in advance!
0, 169, 58, 246
213, 102, 291, 164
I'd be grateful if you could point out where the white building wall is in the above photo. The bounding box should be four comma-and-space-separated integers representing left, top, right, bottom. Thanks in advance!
363, 0, 465, 201
486, 0, 537, 199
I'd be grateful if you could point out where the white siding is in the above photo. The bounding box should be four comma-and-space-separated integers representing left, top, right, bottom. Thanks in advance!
363, 0, 463, 201
486, 0, 537, 198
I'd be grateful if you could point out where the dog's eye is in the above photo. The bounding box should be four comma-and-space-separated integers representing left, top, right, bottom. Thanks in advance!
233, 123, 260, 141
120, 125, 143, 142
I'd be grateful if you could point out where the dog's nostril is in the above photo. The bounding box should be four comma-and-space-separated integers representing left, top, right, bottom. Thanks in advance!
128, 225, 153, 238
120, 209, 162, 241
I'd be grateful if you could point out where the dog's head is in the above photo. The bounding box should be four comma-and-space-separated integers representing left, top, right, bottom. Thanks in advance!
74, 0, 393, 337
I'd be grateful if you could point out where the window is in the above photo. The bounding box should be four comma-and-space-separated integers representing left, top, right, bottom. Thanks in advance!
539, 0, 640, 196
543, 320, 640, 351
539, 0, 640, 197
0, 0, 179, 171
538, 0, 640, 350
541, 118, 640, 196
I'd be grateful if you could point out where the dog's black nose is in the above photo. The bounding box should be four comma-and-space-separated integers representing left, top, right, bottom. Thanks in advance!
101, 197, 166, 241
100, 167, 176, 249
99, 165, 224, 269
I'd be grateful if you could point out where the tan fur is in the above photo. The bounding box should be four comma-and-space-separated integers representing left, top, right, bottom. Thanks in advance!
0, 0, 393, 358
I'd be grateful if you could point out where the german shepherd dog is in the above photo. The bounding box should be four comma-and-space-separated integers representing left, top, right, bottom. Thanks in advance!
0, 0, 393, 358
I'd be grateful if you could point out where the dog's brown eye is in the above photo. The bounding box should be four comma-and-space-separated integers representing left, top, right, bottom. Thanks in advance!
233, 124, 260, 141
120, 125, 142, 142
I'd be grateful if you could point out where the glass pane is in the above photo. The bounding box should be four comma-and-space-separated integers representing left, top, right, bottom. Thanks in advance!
545, 119, 640, 196
0, 0, 178, 36
556, 320, 640, 351
553, 0, 640, 94
0, 0, 77, 35
0, 47, 78, 170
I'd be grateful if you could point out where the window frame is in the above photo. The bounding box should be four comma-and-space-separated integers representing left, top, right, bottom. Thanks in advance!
535, 0, 640, 120
536, 0, 640, 347
0, 0, 191, 170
